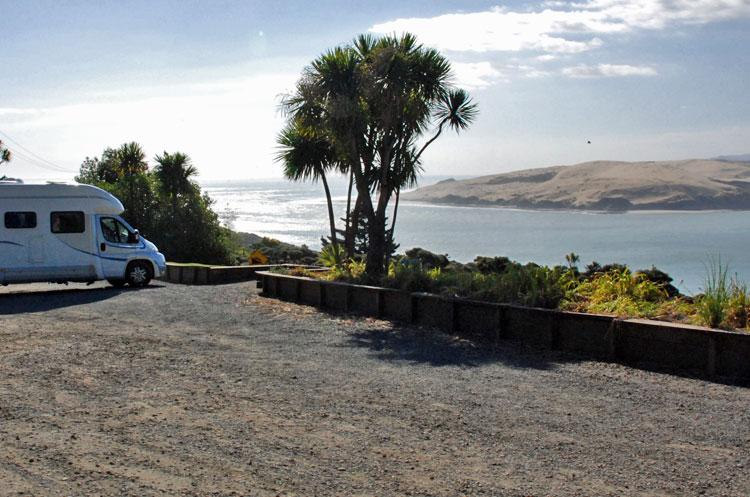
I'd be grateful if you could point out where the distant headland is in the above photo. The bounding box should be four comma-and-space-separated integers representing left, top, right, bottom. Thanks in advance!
403, 158, 750, 211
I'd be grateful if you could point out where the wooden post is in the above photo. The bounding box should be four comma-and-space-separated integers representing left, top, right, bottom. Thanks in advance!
449, 299, 457, 333
607, 319, 620, 360
319, 282, 327, 308
706, 335, 717, 377
375, 290, 384, 318
410, 294, 418, 324
496, 306, 505, 343
549, 313, 561, 350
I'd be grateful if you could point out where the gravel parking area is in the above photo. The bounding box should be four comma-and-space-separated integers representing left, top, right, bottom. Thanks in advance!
1, 281, 749, 496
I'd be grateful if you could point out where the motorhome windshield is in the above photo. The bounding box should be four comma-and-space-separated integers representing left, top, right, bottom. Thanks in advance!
100, 217, 137, 244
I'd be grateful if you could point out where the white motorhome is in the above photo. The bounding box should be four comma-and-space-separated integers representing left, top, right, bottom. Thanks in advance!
0, 181, 166, 287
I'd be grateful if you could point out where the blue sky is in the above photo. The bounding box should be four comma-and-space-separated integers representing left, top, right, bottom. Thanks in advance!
2, 0, 749, 180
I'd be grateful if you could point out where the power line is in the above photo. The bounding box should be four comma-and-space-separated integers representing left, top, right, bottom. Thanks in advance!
0, 129, 72, 171
0, 129, 77, 173
4, 146, 76, 174
3, 145, 57, 169
6, 148, 76, 174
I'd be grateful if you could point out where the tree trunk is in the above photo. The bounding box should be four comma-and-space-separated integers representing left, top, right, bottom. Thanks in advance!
366, 182, 394, 279
347, 195, 362, 258
127, 177, 139, 229
385, 187, 401, 267
415, 120, 446, 162
350, 152, 383, 278
171, 195, 178, 226
344, 170, 354, 258
354, 175, 382, 278
365, 211, 387, 280
320, 172, 338, 248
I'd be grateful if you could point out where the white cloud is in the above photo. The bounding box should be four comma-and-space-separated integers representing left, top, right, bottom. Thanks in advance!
370, 1, 750, 54
450, 61, 555, 86
371, 7, 605, 53
1, 72, 299, 180
573, 0, 750, 27
561, 63, 658, 77
452, 62, 505, 88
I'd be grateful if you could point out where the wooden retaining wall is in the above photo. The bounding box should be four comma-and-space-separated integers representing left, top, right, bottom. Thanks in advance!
160, 263, 312, 285
257, 271, 750, 381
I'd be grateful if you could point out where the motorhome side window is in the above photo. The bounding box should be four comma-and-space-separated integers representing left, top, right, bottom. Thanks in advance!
100, 217, 134, 244
51, 211, 85, 234
4, 212, 37, 229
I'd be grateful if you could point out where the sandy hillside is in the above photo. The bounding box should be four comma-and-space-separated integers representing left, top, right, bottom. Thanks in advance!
403, 159, 750, 210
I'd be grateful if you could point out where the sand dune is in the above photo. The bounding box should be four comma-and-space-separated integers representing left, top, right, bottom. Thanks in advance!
404, 159, 750, 210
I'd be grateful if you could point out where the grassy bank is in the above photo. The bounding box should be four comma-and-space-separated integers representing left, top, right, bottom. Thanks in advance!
279, 250, 749, 332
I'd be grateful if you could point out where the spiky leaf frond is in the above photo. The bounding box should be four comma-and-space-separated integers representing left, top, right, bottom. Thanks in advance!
435, 89, 479, 132
276, 123, 338, 183
154, 151, 198, 197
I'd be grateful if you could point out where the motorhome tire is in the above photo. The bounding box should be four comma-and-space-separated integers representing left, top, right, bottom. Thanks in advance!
107, 279, 127, 288
126, 261, 152, 287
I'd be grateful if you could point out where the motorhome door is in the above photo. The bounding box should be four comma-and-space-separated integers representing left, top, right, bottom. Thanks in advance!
97, 215, 138, 278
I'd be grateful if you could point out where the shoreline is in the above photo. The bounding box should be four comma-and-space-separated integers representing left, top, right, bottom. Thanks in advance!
400, 199, 750, 214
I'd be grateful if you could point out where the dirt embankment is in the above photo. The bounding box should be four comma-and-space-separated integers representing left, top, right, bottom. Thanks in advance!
1, 281, 749, 496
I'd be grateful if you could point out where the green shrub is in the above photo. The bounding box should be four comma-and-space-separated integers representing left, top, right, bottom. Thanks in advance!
583, 262, 628, 279
726, 278, 749, 330
318, 243, 346, 268
249, 237, 319, 265
564, 269, 668, 318
431, 264, 570, 309
635, 266, 680, 297
653, 298, 699, 325
327, 259, 365, 281
322, 250, 748, 329
494, 265, 569, 308
288, 266, 312, 277
384, 261, 436, 292
403, 247, 450, 269
697, 257, 731, 329
473, 256, 511, 274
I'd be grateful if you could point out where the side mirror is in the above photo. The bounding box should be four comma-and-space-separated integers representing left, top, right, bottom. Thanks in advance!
134, 229, 140, 242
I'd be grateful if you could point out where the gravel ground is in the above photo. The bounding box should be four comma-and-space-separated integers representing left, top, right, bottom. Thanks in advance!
1, 281, 749, 497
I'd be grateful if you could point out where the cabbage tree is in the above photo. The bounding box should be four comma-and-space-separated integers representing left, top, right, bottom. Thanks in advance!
280, 33, 477, 277
0, 140, 10, 165
276, 122, 341, 250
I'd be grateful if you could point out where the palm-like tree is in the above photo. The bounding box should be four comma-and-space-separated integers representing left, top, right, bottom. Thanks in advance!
415, 89, 478, 160
276, 122, 340, 249
388, 88, 478, 239
0, 140, 11, 165
116, 142, 149, 229
280, 33, 478, 277
154, 151, 198, 221
117, 142, 148, 177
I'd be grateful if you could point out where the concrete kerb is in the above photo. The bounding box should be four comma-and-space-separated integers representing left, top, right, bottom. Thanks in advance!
255, 271, 750, 381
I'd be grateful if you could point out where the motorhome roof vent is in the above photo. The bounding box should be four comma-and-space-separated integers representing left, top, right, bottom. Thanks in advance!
0, 178, 24, 184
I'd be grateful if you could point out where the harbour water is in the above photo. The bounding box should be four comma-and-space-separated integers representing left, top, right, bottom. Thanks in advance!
203, 177, 750, 294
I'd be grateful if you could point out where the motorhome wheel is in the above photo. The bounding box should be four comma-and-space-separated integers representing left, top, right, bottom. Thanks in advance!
126, 261, 152, 287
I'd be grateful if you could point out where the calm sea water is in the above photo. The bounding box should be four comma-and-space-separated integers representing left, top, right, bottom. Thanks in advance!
203, 177, 750, 294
